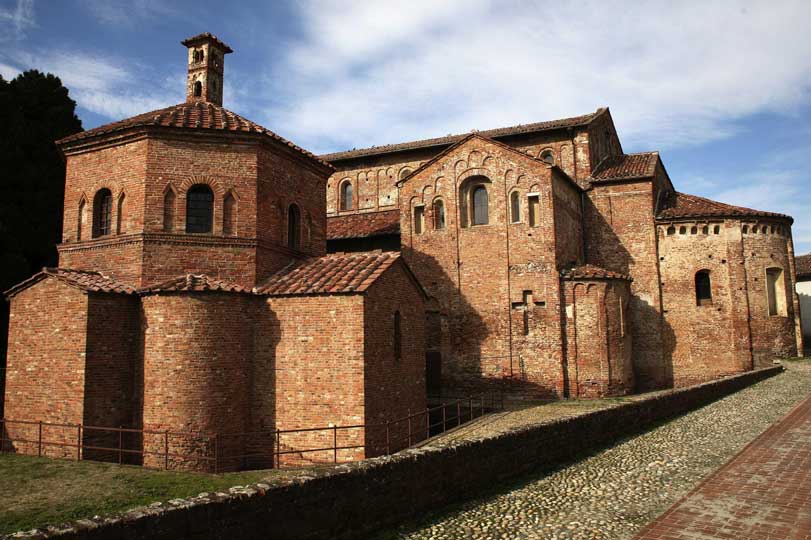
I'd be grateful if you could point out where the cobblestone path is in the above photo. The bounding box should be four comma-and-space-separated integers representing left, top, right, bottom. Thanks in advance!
634, 392, 811, 539
378, 361, 811, 540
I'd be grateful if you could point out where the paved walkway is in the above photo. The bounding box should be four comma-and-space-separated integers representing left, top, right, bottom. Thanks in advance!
377, 361, 811, 540
634, 395, 811, 540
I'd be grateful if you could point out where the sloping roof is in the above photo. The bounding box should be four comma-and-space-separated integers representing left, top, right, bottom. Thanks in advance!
57, 101, 331, 169
561, 264, 632, 281
590, 152, 659, 182
181, 32, 233, 53
138, 274, 250, 294
5, 268, 136, 298
657, 192, 792, 222
327, 209, 401, 240
796, 254, 811, 279
255, 251, 405, 296
320, 109, 605, 162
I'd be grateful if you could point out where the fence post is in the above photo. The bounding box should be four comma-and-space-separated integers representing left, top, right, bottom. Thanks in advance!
213, 434, 218, 474
407, 410, 412, 447
164, 431, 169, 470
38, 421, 42, 457
385, 421, 390, 454
275, 429, 280, 469
457, 401, 461, 427
333, 425, 338, 464
425, 408, 429, 439
442, 403, 447, 432
76, 425, 81, 461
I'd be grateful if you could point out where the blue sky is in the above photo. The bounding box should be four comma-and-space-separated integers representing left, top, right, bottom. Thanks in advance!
1, 0, 810, 254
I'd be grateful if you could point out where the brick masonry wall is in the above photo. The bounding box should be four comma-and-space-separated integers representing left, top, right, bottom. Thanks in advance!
140, 292, 254, 471
363, 262, 427, 455
19, 366, 782, 540
3, 279, 89, 458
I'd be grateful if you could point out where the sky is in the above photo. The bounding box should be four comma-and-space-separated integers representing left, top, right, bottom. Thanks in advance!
1, 0, 810, 254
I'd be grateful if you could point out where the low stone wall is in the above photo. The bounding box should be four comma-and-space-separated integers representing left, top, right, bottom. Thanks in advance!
6, 365, 783, 540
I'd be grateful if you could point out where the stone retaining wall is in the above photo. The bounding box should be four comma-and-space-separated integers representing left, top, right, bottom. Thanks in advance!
6, 365, 783, 540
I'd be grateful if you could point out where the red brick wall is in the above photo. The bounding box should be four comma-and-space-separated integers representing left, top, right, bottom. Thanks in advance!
362, 262, 426, 455
4, 279, 89, 458
256, 294, 366, 464
584, 180, 666, 390
140, 292, 253, 471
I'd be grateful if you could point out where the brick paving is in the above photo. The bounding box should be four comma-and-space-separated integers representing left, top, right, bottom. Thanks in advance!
634, 394, 811, 540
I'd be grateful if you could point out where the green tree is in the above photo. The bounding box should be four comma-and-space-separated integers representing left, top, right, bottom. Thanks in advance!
0, 70, 83, 404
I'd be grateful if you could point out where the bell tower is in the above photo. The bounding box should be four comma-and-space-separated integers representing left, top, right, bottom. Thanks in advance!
181, 32, 233, 106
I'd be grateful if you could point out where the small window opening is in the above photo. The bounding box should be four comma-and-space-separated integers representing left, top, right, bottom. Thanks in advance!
223, 192, 237, 237
766, 267, 785, 316
690, 226, 697, 234
702, 225, 709, 234
433, 199, 445, 230
77, 198, 86, 240
510, 191, 521, 223
695, 270, 712, 306
116, 193, 125, 234
193, 80, 202, 97
186, 184, 214, 233
528, 194, 540, 227
394, 311, 402, 361
667, 225, 675, 236
540, 149, 555, 165
743, 225, 749, 234
92, 188, 112, 238
679, 226, 687, 235
287, 203, 301, 249
414, 205, 425, 235
472, 185, 488, 225
713, 225, 720, 234
340, 181, 353, 211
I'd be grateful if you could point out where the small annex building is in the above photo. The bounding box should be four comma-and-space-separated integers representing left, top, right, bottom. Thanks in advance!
2, 33, 805, 471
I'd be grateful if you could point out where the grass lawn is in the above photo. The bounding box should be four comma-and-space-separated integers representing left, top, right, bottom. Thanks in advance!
0, 454, 285, 535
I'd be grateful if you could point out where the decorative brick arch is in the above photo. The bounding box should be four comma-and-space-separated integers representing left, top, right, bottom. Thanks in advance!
178, 176, 225, 235
178, 176, 225, 196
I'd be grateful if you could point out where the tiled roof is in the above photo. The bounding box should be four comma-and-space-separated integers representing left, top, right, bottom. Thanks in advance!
5, 268, 136, 297
320, 109, 604, 162
255, 251, 401, 295
796, 254, 811, 279
561, 264, 632, 281
590, 152, 659, 182
138, 274, 250, 294
327, 210, 401, 240
181, 32, 232, 53
657, 192, 792, 221
57, 101, 331, 168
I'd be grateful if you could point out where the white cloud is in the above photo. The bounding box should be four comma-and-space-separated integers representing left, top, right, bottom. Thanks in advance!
78, 0, 180, 26
263, 0, 811, 154
0, 61, 20, 79
0, 0, 35, 41
4, 48, 181, 118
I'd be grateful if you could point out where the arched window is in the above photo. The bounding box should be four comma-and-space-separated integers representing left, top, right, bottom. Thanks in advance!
92, 188, 112, 238
223, 192, 236, 236
510, 191, 521, 223
340, 181, 353, 211
766, 267, 786, 316
540, 149, 555, 165
394, 310, 402, 361
193, 80, 202, 97
695, 270, 712, 306
77, 198, 86, 240
163, 189, 176, 232
528, 194, 540, 227
433, 199, 445, 230
414, 205, 425, 234
287, 204, 301, 249
472, 185, 488, 225
186, 184, 213, 233
116, 193, 125, 234
399, 168, 413, 181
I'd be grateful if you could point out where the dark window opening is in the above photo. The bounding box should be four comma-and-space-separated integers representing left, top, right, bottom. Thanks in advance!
288, 204, 301, 250
414, 206, 424, 234
510, 191, 520, 223
193, 80, 202, 97
92, 188, 112, 238
472, 185, 488, 225
540, 149, 555, 165
528, 194, 540, 227
433, 200, 445, 230
186, 184, 214, 233
116, 193, 125, 234
695, 270, 712, 306
340, 181, 353, 211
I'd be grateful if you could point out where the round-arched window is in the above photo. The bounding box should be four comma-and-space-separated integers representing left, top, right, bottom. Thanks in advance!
186, 184, 214, 233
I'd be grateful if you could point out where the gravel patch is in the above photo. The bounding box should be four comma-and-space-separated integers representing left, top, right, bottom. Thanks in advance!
378, 360, 811, 540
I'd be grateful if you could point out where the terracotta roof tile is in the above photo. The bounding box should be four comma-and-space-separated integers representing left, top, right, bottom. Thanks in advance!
5, 268, 136, 297
57, 101, 332, 169
796, 254, 811, 279
180, 32, 232, 53
561, 264, 632, 281
590, 152, 659, 182
138, 274, 249, 294
320, 109, 604, 162
255, 252, 401, 295
657, 192, 791, 221
327, 210, 401, 240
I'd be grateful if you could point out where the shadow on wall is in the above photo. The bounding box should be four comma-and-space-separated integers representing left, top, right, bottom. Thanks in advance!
583, 199, 676, 391
403, 248, 570, 400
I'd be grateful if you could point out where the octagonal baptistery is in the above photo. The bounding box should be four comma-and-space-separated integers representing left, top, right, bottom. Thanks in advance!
55, 33, 333, 290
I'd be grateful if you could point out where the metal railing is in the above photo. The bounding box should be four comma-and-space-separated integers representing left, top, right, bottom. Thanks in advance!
0, 393, 502, 473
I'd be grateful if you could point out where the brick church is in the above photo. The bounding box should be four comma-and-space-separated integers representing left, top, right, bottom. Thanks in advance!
2, 34, 804, 466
